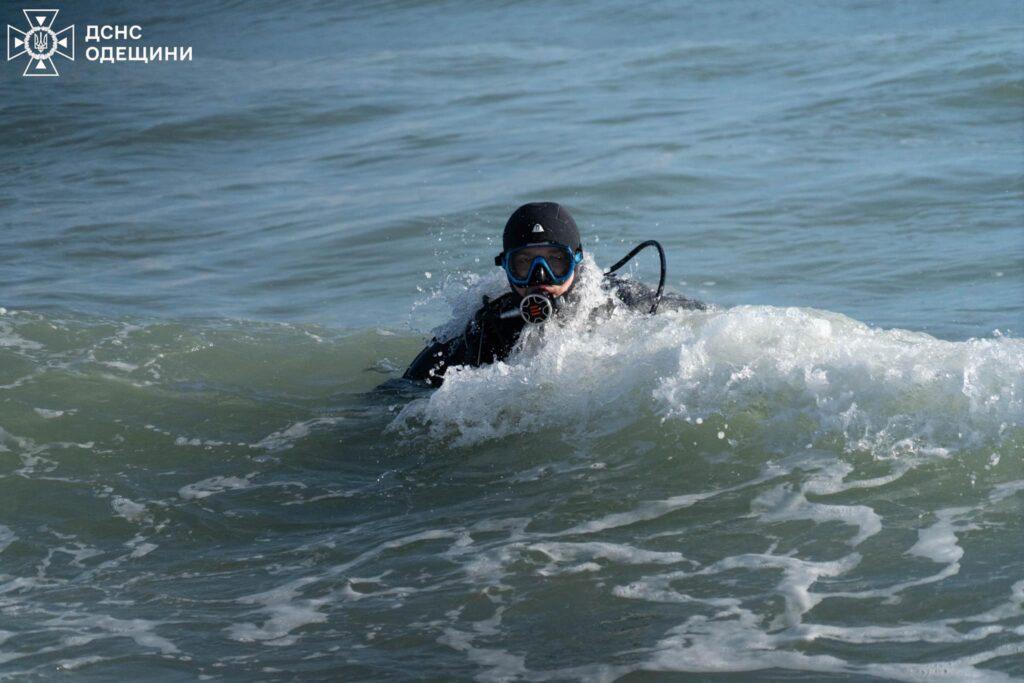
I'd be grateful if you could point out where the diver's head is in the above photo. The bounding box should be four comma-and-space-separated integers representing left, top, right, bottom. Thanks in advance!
494, 202, 583, 299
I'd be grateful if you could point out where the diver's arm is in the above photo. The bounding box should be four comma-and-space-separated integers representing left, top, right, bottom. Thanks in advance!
401, 300, 496, 387
402, 296, 522, 387
402, 335, 469, 387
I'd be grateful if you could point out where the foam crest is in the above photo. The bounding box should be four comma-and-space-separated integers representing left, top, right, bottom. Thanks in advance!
751, 458, 889, 546
907, 508, 975, 564
0, 317, 43, 352
178, 475, 254, 500
41, 614, 179, 655
656, 306, 1022, 455
394, 274, 1022, 454
252, 417, 344, 451
642, 604, 1024, 683
753, 483, 882, 546
227, 578, 328, 647
558, 468, 779, 536
624, 549, 1024, 682
527, 541, 693, 576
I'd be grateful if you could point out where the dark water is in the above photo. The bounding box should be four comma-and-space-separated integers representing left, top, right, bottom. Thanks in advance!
1, 1, 1022, 680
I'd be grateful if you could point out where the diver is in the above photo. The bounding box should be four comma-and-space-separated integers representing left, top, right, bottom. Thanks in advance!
403, 202, 705, 387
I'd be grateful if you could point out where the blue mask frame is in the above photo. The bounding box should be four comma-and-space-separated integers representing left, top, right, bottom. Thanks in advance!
495, 243, 583, 287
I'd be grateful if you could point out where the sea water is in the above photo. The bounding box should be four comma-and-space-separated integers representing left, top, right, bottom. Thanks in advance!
1, 0, 1022, 680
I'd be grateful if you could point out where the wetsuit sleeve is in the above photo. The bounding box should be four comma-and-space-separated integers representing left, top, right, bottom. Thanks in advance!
402, 335, 470, 387
401, 296, 524, 387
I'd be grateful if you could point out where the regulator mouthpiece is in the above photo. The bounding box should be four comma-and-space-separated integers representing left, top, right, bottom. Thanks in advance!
520, 293, 553, 324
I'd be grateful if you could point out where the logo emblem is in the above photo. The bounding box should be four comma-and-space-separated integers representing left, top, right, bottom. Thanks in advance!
531, 223, 544, 233
7, 9, 74, 77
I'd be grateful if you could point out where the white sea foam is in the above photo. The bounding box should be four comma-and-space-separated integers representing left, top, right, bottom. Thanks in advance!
617, 559, 1024, 683
100, 360, 139, 372
751, 457, 888, 547
56, 655, 107, 672
907, 508, 974, 565
0, 320, 43, 351
252, 417, 343, 451
42, 614, 179, 654
110, 496, 149, 524
393, 273, 1023, 453
33, 408, 70, 419
989, 480, 1024, 503
639, 606, 1023, 683
753, 482, 882, 546
130, 542, 158, 558
178, 475, 254, 500
528, 541, 692, 576
561, 490, 719, 535
226, 578, 328, 647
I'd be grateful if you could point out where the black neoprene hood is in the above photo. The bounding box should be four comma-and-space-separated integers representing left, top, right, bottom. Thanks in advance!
501, 202, 581, 253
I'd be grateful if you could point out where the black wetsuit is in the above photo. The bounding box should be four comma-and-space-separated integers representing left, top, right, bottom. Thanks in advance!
403, 275, 704, 387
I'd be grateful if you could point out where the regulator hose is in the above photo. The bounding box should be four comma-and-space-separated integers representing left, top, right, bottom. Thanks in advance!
604, 240, 667, 314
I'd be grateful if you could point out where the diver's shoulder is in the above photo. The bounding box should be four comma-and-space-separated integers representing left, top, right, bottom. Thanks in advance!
658, 292, 707, 311
487, 291, 520, 306
477, 292, 519, 317
604, 274, 706, 311
462, 291, 520, 336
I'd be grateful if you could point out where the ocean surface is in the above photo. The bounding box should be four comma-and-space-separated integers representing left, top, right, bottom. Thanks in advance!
1, 0, 1022, 680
